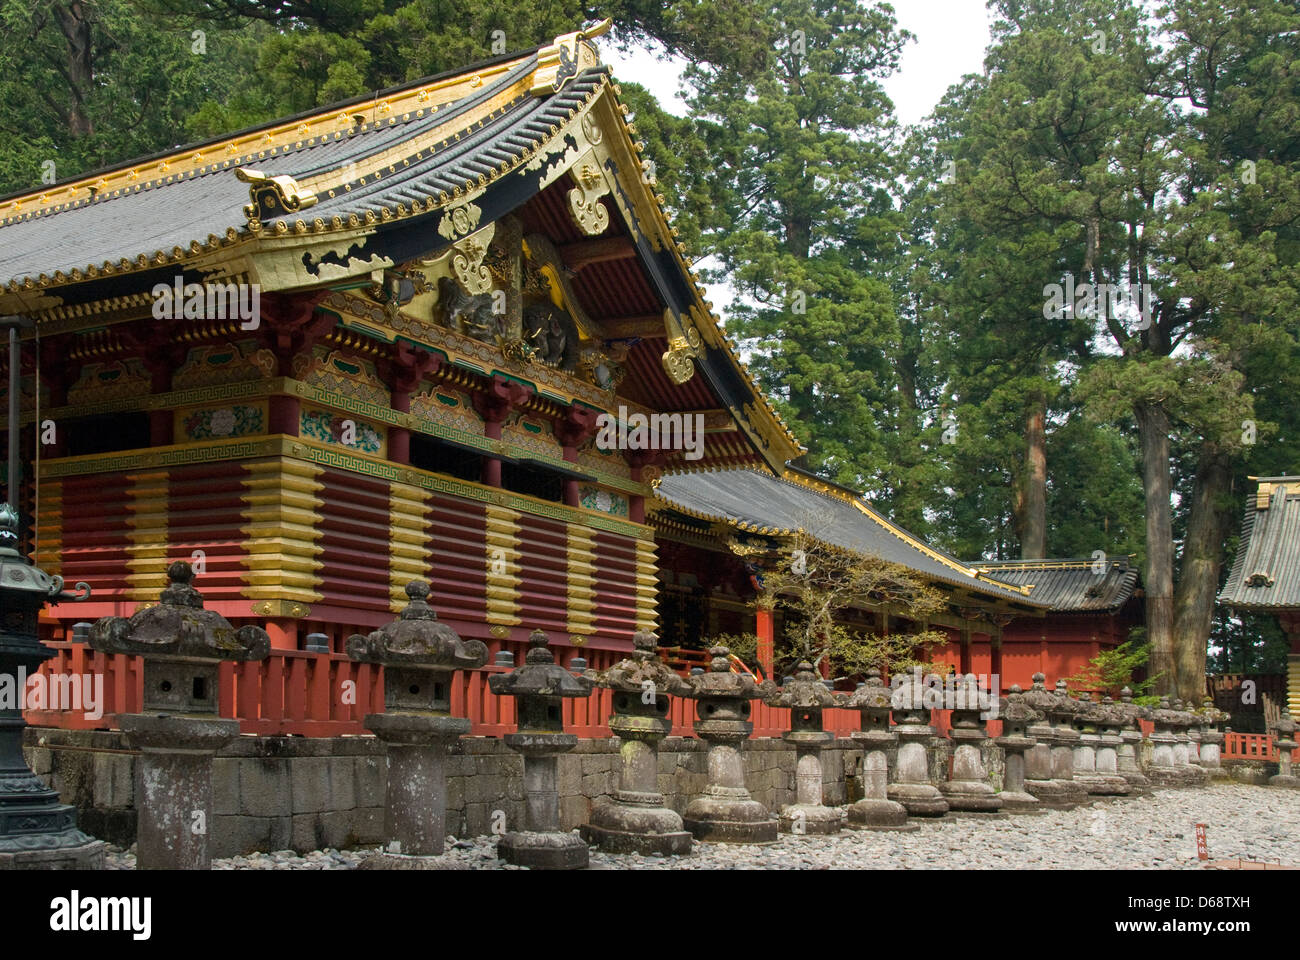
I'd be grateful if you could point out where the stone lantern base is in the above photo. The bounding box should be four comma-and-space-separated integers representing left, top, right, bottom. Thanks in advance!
580, 798, 694, 856
777, 803, 842, 836
682, 789, 779, 844
1269, 772, 1299, 788
498, 830, 590, 869
845, 797, 917, 831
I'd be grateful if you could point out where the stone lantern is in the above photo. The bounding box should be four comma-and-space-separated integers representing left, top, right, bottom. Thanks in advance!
579, 630, 693, 855
994, 685, 1042, 813
1194, 698, 1229, 780
887, 672, 948, 817
763, 660, 842, 835
487, 629, 594, 868
940, 674, 1003, 814
89, 560, 269, 869
1072, 694, 1128, 796
1270, 709, 1298, 788
844, 669, 914, 830
1020, 673, 1080, 808
346, 579, 488, 864
1113, 688, 1151, 794
1046, 680, 1089, 804
1173, 699, 1208, 785
1147, 696, 1190, 787
680, 645, 778, 842
1094, 697, 1130, 790
0, 503, 104, 869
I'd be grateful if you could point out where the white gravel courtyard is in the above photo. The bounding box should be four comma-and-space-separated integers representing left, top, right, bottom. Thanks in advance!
103, 782, 1298, 870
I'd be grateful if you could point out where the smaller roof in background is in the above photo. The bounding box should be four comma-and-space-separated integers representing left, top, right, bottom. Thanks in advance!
974, 557, 1140, 613
653, 467, 1046, 610
1220, 477, 1300, 610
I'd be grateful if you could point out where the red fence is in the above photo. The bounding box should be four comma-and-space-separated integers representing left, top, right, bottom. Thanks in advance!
1223, 732, 1278, 762
26, 642, 1225, 750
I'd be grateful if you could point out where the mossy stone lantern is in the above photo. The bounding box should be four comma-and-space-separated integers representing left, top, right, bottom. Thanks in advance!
347, 579, 488, 864
488, 629, 594, 868
994, 685, 1043, 814
579, 629, 693, 856
681, 645, 778, 843
0, 503, 103, 869
763, 660, 843, 835
844, 668, 914, 830
89, 560, 270, 869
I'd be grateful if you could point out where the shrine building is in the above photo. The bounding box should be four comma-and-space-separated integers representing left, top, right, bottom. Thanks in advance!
0, 25, 1126, 736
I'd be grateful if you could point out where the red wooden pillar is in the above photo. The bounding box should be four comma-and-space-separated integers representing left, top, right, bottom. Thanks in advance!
265, 618, 298, 650
756, 604, 774, 680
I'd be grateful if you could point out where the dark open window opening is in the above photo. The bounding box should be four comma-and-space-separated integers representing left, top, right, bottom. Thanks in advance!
65, 412, 151, 457
500, 460, 563, 503
409, 433, 483, 484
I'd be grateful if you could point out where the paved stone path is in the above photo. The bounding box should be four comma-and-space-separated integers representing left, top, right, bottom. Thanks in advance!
103, 783, 1297, 870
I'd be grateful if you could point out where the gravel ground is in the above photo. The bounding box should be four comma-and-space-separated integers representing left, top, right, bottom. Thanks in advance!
102, 783, 1297, 870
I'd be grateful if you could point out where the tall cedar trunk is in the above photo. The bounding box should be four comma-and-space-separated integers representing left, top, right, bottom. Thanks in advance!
53, 2, 95, 138
1020, 394, 1047, 559
1172, 442, 1233, 702
1134, 399, 1176, 696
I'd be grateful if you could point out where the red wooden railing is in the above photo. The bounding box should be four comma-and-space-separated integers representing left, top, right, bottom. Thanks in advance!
1222, 732, 1278, 761
27, 642, 1203, 749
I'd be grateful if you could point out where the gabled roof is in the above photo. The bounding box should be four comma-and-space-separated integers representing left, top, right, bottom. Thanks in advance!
973, 557, 1140, 613
652, 467, 1046, 610
1220, 477, 1300, 610
0, 24, 802, 474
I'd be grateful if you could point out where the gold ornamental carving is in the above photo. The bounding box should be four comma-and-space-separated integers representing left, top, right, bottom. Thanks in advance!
448, 222, 497, 296
251, 599, 313, 618
437, 201, 484, 241
660, 308, 701, 385
566, 153, 610, 237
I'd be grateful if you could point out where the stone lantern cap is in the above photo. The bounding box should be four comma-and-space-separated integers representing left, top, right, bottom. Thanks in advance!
763, 660, 840, 710
1020, 673, 1058, 719
1273, 709, 1295, 738
0, 502, 88, 606
488, 629, 593, 700
90, 561, 268, 662
844, 668, 893, 714
1077, 694, 1110, 726
1113, 687, 1150, 725
1048, 680, 1084, 721
1150, 696, 1184, 728
683, 646, 764, 701
595, 630, 689, 696
1196, 698, 1230, 727
346, 580, 488, 670
999, 685, 1042, 725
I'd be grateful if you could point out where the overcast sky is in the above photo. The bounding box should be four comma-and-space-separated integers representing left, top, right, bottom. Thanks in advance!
607, 0, 996, 126
602, 2, 996, 316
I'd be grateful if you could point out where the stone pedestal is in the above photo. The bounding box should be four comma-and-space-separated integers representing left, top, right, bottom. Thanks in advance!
1147, 698, 1199, 787
1195, 699, 1230, 782
1173, 700, 1208, 785
346, 580, 488, 866
1072, 696, 1128, 796
681, 647, 778, 843
0, 502, 104, 870
1046, 681, 1089, 804
994, 685, 1042, 814
580, 631, 693, 855
886, 676, 948, 817
366, 713, 468, 857
490, 630, 594, 868
940, 674, 1003, 814
1114, 688, 1152, 793
120, 715, 239, 870
1020, 674, 1081, 808
89, 560, 269, 869
1271, 710, 1299, 788
845, 670, 914, 830
765, 661, 842, 835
